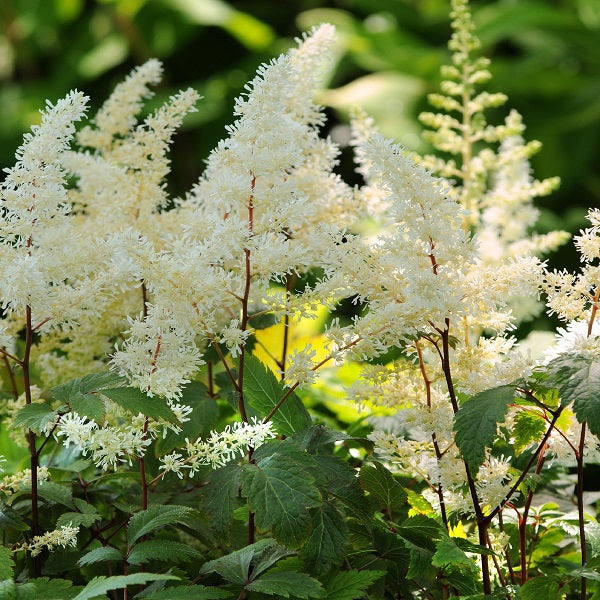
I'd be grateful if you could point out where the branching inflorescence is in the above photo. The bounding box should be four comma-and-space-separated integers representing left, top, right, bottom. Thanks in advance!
0, 1, 597, 598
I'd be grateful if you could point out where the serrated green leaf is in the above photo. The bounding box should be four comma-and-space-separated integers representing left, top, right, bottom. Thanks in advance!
100, 387, 179, 424
520, 576, 561, 600
395, 515, 443, 551
372, 527, 411, 566
587, 522, 600, 558
36, 482, 75, 508
322, 569, 385, 600
245, 571, 323, 598
69, 394, 105, 422
0, 504, 29, 532
431, 537, 473, 568
58, 498, 100, 528
127, 505, 195, 545
127, 540, 203, 565
78, 546, 123, 566
56, 509, 100, 529
513, 410, 547, 455
546, 355, 600, 436
0, 544, 14, 579
288, 425, 349, 453
50, 372, 124, 421
454, 385, 515, 468
359, 462, 407, 514
13, 402, 56, 433
201, 463, 242, 535
199, 539, 285, 585
406, 544, 435, 580
314, 455, 369, 518
144, 586, 233, 599
300, 502, 348, 575
243, 354, 311, 436
79, 372, 126, 392
453, 537, 494, 556
13, 581, 36, 599
27, 578, 82, 599
242, 452, 321, 548
73, 574, 178, 600
0, 580, 15, 598
251, 543, 294, 579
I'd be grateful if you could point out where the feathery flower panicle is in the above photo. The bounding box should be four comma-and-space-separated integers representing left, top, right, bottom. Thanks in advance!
0, 91, 88, 317
132, 24, 356, 401
22, 525, 79, 557
346, 131, 472, 349
55, 412, 153, 471
159, 418, 276, 476
77, 59, 163, 151
111, 304, 204, 400
1, 467, 50, 495
544, 208, 600, 326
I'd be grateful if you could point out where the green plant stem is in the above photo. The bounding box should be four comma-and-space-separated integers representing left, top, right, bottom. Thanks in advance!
577, 422, 587, 600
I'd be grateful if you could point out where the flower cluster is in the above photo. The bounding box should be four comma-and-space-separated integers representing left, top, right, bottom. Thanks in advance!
159, 418, 276, 476
21, 525, 79, 556
0, 467, 50, 495
55, 412, 151, 470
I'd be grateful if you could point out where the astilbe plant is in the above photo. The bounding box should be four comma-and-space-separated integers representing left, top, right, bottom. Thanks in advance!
0, 1, 599, 599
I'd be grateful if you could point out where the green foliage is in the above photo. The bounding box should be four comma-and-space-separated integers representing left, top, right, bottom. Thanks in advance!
13, 403, 56, 433
0, 544, 14, 580
99, 387, 180, 425
359, 462, 407, 514
199, 539, 292, 584
73, 574, 179, 600
127, 505, 197, 545
142, 586, 233, 599
78, 546, 123, 567
299, 502, 348, 575
127, 539, 203, 565
520, 576, 562, 600
546, 354, 600, 435
431, 537, 473, 569
57, 498, 101, 529
454, 385, 516, 468
241, 447, 322, 548
200, 463, 243, 535
244, 571, 323, 597
243, 354, 312, 435
321, 569, 385, 600
513, 410, 548, 455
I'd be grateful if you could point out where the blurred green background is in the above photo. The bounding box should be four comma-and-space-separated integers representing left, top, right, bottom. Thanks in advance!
1, 0, 599, 276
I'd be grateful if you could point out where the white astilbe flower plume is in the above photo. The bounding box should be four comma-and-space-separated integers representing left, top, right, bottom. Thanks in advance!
77, 59, 163, 151
159, 418, 277, 476
22, 525, 80, 557
0, 90, 104, 332
346, 132, 473, 352
111, 304, 204, 400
